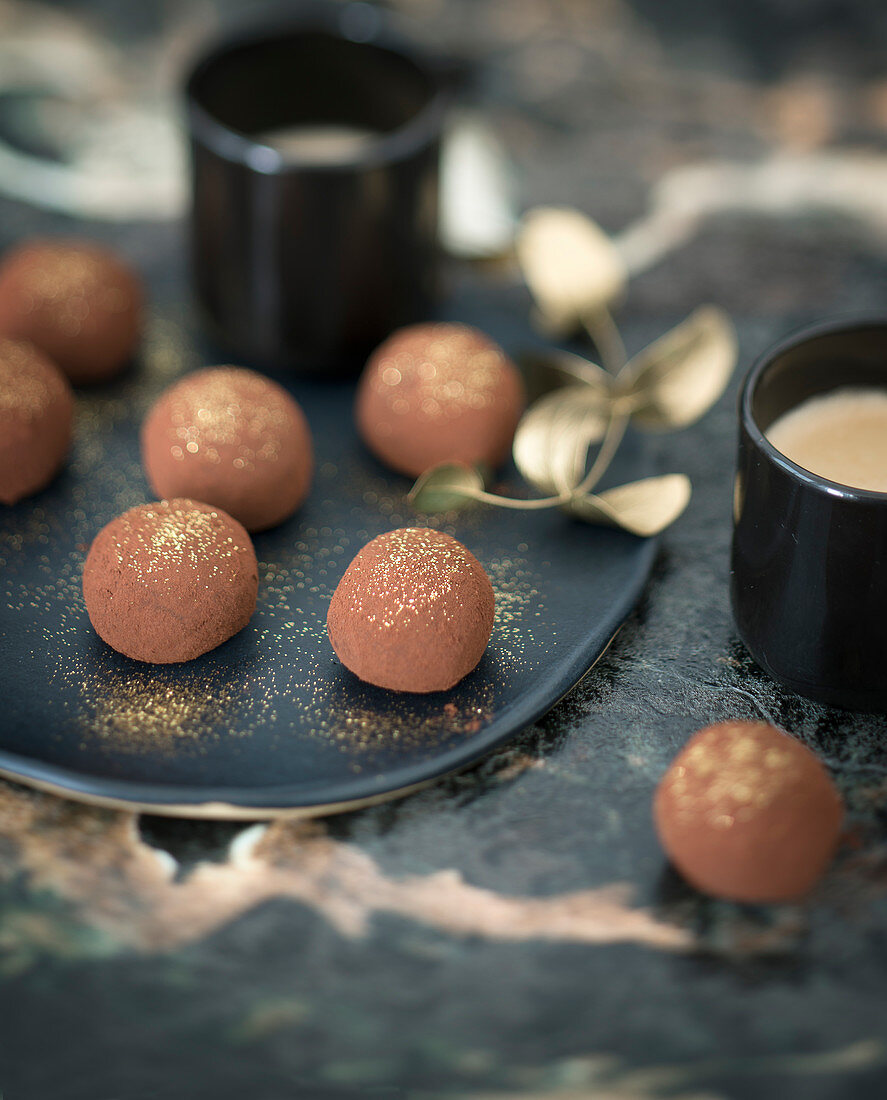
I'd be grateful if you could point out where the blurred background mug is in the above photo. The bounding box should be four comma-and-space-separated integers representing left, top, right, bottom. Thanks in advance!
184, 3, 451, 376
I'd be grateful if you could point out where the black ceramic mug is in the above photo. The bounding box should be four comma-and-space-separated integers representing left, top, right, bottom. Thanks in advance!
184, 4, 451, 375
731, 318, 887, 712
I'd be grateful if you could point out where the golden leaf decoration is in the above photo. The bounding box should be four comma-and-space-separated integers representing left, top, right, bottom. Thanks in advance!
408, 463, 485, 513
565, 474, 692, 537
517, 207, 627, 336
543, 349, 613, 391
519, 350, 612, 408
513, 384, 611, 495
617, 306, 737, 430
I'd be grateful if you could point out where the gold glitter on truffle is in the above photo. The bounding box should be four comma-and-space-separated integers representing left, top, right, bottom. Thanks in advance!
667, 723, 803, 832
338, 527, 482, 629
0, 339, 59, 421
368, 323, 509, 426
156, 368, 292, 473
14, 248, 130, 332
111, 500, 250, 579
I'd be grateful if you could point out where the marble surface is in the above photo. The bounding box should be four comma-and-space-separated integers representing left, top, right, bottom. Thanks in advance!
0, 0, 886, 1097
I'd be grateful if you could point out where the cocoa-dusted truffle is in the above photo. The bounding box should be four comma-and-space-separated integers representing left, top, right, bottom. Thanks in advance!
654, 721, 843, 903
0, 240, 142, 384
83, 499, 258, 664
0, 338, 73, 504
327, 527, 495, 693
355, 322, 525, 478
141, 367, 313, 533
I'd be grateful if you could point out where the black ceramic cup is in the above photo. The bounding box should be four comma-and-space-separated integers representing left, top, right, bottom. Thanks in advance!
731, 318, 887, 712
184, 5, 450, 375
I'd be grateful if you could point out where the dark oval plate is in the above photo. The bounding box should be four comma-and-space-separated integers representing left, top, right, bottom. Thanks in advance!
0, 298, 656, 817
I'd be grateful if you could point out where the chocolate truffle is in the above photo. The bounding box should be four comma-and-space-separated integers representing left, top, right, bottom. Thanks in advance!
141, 367, 313, 533
83, 499, 258, 664
327, 527, 495, 693
654, 721, 843, 903
355, 322, 525, 478
0, 240, 142, 384
0, 338, 73, 504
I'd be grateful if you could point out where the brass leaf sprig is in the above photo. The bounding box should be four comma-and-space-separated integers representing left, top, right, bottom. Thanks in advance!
409, 208, 738, 537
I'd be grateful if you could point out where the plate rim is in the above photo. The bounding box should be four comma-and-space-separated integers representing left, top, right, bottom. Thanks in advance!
0, 536, 656, 816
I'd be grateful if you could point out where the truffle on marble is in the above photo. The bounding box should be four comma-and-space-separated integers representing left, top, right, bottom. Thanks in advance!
654, 721, 843, 903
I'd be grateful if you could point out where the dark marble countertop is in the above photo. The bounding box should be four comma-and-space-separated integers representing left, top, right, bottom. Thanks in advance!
1, 1, 886, 1097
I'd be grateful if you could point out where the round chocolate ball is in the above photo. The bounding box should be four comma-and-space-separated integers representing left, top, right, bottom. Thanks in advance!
0, 240, 142, 384
654, 721, 843, 903
327, 527, 495, 693
83, 499, 258, 664
141, 367, 313, 533
0, 338, 73, 505
355, 322, 525, 478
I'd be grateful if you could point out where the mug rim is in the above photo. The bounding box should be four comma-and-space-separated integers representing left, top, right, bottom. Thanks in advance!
741, 313, 887, 505
184, 11, 451, 174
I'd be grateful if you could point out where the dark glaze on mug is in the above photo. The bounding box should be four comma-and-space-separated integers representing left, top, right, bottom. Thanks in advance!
185, 5, 452, 375
731, 317, 887, 712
